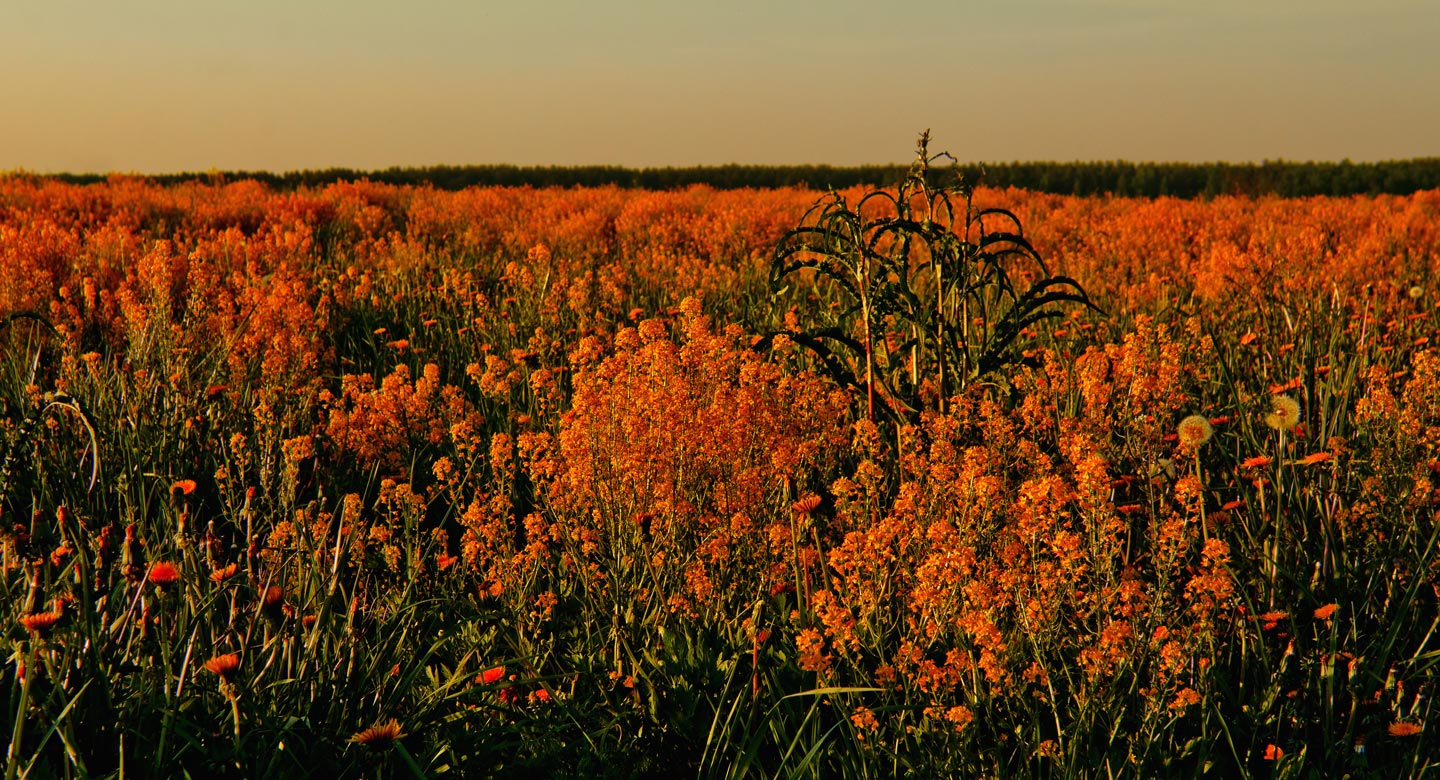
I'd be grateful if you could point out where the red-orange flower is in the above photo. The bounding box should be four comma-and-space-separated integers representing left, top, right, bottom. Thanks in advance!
349, 718, 405, 745
1297, 451, 1332, 466
203, 652, 241, 681
1258, 611, 1288, 631
792, 495, 822, 515
1313, 603, 1338, 620
147, 561, 182, 587
1240, 455, 1273, 469
19, 611, 63, 637
479, 666, 506, 685
262, 585, 285, 619
210, 562, 239, 583
1263, 744, 1284, 760
1387, 721, 1423, 737
172, 479, 197, 496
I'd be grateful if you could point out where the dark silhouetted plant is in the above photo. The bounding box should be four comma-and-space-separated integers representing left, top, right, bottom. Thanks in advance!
769, 131, 1098, 423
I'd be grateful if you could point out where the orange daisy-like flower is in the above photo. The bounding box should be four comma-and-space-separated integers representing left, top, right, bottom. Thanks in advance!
147, 561, 182, 587
210, 562, 239, 583
1313, 603, 1338, 620
262, 585, 286, 619
792, 495, 822, 515
1240, 455, 1273, 469
479, 666, 506, 685
172, 479, 197, 496
1258, 611, 1288, 630
1263, 744, 1284, 760
349, 718, 406, 746
1297, 452, 1332, 466
1387, 721, 1423, 737
203, 652, 241, 681
19, 611, 63, 637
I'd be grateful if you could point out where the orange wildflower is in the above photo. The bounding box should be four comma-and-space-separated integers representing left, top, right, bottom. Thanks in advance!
792, 495, 822, 515
19, 611, 63, 637
172, 479, 197, 496
1313, 603, 1338, 620
479, 666, 506, 685
147, 561, 182, 587
1258, 611, 1288, 631
349, 718, 406, 746
261, 585, 286, 619
1297, 451, 1332, 465
1387, 721, 1423, 737
203, 652, 241, 681
1240, 455, 1273, 469
1263, 744, 1284, 760
210, 562, 239, 583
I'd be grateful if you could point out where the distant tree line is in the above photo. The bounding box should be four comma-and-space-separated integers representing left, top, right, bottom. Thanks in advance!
33, 158, 1440, 197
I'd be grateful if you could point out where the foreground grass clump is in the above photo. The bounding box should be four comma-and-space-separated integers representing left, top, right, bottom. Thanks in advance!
1, 164, 1438, 778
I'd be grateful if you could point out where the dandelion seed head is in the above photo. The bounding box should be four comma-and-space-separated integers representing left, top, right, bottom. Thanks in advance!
1177, 415, 1213, 449
1265, 395, 1301, 431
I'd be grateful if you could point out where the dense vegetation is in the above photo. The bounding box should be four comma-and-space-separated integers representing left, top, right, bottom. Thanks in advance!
1, 160, 1438, 777
21, 156, 1440, 198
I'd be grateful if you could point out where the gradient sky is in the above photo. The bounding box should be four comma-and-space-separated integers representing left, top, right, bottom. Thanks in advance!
2, 1, 1437, 173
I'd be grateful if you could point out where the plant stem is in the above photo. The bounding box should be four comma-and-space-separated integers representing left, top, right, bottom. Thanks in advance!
6, 646, 37, 780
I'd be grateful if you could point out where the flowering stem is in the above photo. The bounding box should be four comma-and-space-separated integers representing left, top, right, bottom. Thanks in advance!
1194, 453, 1208, 543
230, 694, 242, 741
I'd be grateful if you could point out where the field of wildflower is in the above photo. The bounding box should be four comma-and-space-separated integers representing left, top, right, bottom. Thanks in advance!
2, 159, 1438, 778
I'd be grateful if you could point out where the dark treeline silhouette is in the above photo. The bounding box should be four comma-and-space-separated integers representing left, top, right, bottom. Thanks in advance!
31, 158, 1440, 197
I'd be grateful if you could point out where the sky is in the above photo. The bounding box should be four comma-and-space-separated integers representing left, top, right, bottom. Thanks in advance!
2, 1, 1437, 173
